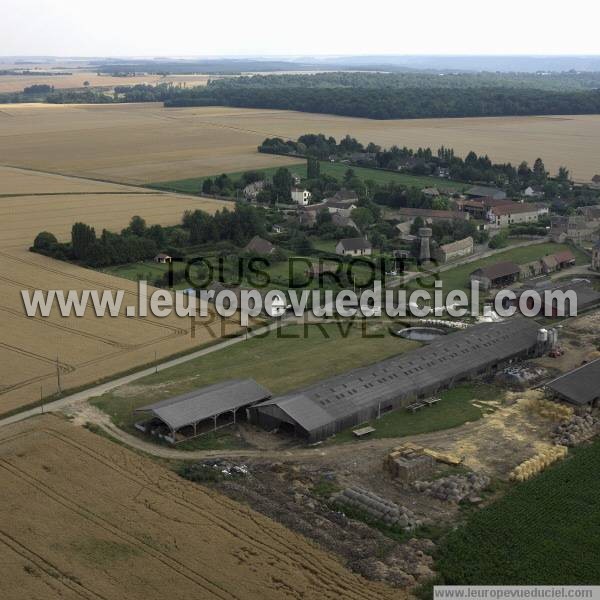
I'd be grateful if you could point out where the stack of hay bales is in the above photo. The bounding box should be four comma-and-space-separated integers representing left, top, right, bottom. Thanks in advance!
531, 398, 574, 421
509, 445, 568, 482
414, 473, 490, 503
553, 415, 600, 446
332, 486, 420, 530
384, 447, 436, 482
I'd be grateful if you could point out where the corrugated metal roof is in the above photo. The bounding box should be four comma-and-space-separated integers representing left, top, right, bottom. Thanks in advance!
136, 379, 271, 430
256, 318, 540, 433
546, 359, 600, 406
471, 261, 521, 280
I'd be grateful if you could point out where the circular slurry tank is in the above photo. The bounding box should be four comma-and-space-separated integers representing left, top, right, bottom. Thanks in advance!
391, 326, 447, 342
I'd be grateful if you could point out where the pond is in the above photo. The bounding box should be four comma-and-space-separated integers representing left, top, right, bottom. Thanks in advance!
393, 326, 447, 342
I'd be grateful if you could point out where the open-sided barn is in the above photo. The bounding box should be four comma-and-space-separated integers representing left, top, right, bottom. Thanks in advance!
250, 318, 541, 442
135, 379, 271, 444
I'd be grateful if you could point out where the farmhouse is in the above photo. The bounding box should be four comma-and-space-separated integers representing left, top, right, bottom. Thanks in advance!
434, 236, 474, 264
291, 187, 311, 205
249, 318, 541, 442
550, 215, 600, 244
326, 200, 357, 217
336, 238, 372, 256
135, 379, 272, 444
545, 358, 600, 408
245, 235, 275, 255
487, 203, 546, 228
470, 261, 521, 290
154, 253, 172, 264
465, 185, 507, 200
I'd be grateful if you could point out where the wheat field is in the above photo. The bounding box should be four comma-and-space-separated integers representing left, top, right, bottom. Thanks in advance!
0, 166, 239, 414
0, 103, 599, 183
0, 415, 397, 600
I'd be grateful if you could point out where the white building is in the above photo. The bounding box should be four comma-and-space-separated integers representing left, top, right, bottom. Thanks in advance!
291, 187, 311, 206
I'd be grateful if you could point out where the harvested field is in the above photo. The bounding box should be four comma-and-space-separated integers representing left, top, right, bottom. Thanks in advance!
0, 415, 397, 600
0, 72, 211, 93
0, 167, 240, 414
2, 103, 599, 183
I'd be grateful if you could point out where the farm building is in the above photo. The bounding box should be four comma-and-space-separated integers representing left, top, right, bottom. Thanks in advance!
464, 185, 506, 200
249, 318, 541, 443
244, 235, 275, 255
545, 358, 600, 408
505, 281, 600, 317
135, 379, 271, 444
470, 261, 521, 290
336, 238, 372, 256
434, 236, 474, 264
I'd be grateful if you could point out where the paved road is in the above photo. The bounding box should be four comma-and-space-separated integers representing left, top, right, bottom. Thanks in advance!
0, 320, 283, 429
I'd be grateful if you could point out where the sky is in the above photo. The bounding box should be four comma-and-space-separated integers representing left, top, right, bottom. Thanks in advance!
2, 0, 600, 57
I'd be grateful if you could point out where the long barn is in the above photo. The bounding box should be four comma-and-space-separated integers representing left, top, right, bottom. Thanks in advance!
249, 317, 541, 443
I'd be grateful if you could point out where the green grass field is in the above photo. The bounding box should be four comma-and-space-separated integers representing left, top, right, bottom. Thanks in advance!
428, 439, 600, 587
91, 321, 418, 446
436, 242, 589, 293
147, 160, 464, 195
328, 383, 500, 444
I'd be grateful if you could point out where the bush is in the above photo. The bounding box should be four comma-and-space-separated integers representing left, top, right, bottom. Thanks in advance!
33, 231, 58, 251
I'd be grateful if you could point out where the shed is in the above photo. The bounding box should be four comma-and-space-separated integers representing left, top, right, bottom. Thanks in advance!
545, 359, 600, 407
470, 261, 521, 290
135, 379, 271, 444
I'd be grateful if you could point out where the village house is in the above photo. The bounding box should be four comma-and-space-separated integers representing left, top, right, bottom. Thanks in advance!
550, 215, 600, 244
243, 180, 265, 200
335, 238, 373, 257
244, 236, 276, 255
433, 236, 474, 264
326, 200, 357, 217
154, 253, 172, 264
291, 187, 311, 206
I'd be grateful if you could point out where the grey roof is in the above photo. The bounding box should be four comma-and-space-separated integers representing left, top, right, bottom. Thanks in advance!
465, 186, 507, 199
338, 237, 372, 251
546, 359, 600, 406
471, 261, 521, 280
245, 236, 275, 255
136, 379, 271, 430
255, 318, 540, 434
516, 281, 600, 312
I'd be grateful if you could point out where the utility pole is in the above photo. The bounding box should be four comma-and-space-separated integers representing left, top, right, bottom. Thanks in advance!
155, 350, 158, 374
56, 354, 62, 394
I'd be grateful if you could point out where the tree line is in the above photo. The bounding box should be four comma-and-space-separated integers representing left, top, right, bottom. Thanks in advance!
30, 204, 267, 268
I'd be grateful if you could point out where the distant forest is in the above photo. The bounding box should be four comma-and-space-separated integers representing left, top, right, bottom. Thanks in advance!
161, 72, 600, 119
3, 71, 600, 119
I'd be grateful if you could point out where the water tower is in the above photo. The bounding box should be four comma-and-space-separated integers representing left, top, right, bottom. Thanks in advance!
418, 227, 432, 263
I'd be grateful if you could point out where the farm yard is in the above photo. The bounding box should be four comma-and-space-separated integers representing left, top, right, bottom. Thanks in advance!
1, 103, 600, 183
0, 415, 396, 600
0, 166, 241, 415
